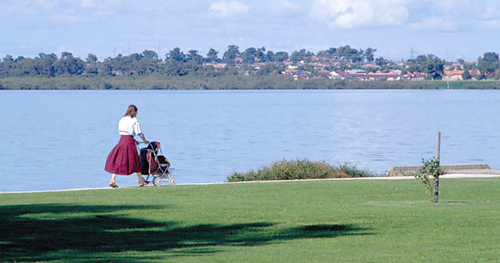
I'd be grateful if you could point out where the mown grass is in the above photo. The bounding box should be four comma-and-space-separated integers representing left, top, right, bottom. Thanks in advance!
1, 178, 500, 262
226, 158, 379, 182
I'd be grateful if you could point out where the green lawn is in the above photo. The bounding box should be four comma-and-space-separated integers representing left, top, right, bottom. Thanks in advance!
1, 178, 500, 262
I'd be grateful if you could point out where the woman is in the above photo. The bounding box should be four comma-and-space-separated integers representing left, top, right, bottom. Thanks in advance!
105, 105, 150, 188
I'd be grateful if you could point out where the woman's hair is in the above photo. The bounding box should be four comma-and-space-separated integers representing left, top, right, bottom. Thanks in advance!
124, 105, 138, 117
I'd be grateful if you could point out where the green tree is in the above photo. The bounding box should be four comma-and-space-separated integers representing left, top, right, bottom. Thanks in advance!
38, 53, 57, 76
86, 53, 98, 64
364, 48, 377, 62
240, 47, 257, 63
256, 47, 266, 61
141, 50, 158, 60
166, 47, 185, 62
415, 157, 446, 203
419, 54, 444, 80
206, 48, 219, 63
186, 50, 203, 65
462, 69, 471, 80
290, 49, 314, 63
274, 51, 289, 62
52, 52, 85, 75
478, 52, 499, 76
222, 45, 240, 63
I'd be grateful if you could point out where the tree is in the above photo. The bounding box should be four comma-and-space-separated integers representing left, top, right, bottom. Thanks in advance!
3, 55, 14, 62
418, 54, 444, 80
240, 47, 257, 63
415, 157, 446, 203
166, 47, 185, 62
290, 49, 314, 63
52, 52, 85, 76
462, 69, 471, 80
186, 50, 203, 65
39, 53, 57, 76
86, 53, 98, 64
142, 50, 158, 60
336, 45, 363, 62
364, 48, 377, 62
256, 47, 266, 62
222, 45, 240, 63
478, 52, 499, 76
274, 51, 289, 62
206, 48, 219, 63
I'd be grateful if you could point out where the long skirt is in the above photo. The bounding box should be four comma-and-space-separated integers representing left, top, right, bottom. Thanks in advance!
105, 135, 141, 175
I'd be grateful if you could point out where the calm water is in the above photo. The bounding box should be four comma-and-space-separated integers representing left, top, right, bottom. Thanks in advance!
1, 89, 499, 192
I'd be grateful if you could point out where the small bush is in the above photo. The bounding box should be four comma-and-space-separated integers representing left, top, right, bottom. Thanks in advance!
226, 158, 378, 182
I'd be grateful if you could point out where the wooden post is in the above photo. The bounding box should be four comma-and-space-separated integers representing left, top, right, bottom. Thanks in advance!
434, 132, 441, 203
436, 132, 441, 161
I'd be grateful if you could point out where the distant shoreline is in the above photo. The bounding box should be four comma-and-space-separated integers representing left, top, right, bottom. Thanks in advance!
2, 75, 500, 90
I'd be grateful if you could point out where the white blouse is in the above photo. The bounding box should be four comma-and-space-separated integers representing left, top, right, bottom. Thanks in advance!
118, 116, 143, 137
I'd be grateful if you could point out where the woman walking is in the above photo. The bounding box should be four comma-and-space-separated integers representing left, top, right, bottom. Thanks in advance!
105, 105, 149, 188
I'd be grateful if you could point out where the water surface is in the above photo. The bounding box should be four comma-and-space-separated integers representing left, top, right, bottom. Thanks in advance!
1, 89, 499, 192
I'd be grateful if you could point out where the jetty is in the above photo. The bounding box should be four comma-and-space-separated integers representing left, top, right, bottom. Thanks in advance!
386, 163, 500, 177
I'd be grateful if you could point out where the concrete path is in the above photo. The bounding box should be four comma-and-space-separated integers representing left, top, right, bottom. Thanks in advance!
3, 168, 500, 194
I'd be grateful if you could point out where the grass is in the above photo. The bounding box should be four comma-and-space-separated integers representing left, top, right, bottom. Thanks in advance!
435, 80, 500, 89
1, 178, 500, 262
226, 158, 379, 182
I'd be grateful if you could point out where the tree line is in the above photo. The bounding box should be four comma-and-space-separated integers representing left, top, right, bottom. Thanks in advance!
1, 45, 499, 84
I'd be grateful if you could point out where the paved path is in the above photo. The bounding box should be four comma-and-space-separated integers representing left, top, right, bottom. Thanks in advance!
3, 170, 500, 194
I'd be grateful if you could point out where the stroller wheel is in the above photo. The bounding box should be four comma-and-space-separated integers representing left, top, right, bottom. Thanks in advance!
169, 177, 176, 186
153, 177, 162, 186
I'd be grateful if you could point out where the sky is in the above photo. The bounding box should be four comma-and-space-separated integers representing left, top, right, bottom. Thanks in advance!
1, 0, 500, 62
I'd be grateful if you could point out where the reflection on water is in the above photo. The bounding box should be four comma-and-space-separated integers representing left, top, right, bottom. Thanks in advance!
1, 89, 499, 192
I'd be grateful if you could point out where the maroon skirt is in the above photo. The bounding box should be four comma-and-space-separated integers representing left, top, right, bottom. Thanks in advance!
105, 136, 141, 175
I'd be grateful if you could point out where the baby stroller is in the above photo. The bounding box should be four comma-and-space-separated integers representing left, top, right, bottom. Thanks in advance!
139, 141, 175, 186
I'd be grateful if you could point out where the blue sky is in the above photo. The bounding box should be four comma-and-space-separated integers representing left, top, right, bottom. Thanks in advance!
1, 0, 500, 62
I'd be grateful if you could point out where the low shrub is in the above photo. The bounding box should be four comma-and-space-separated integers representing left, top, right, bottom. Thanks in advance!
226, 158, 378, 182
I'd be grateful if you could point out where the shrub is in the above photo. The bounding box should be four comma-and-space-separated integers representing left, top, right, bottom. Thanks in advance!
226, 158, 378, 182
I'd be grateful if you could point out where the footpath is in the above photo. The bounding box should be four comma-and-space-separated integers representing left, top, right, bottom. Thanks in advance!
3, 164, 500, 194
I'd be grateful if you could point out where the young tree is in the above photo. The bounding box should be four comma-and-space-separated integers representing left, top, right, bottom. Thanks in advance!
415, 157, 446, 203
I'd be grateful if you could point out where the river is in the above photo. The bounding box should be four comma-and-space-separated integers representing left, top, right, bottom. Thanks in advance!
1, 89, 499, 192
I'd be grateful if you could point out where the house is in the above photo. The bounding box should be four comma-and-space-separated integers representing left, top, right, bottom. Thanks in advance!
282, 69, 310, 80
443, 70, 464, 81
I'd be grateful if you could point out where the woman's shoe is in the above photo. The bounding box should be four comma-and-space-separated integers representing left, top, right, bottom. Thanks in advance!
109, 182, 119, 188
139, 181, 149, 187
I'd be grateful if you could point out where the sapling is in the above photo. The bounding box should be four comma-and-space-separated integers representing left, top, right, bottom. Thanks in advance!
414, 157, 446, 203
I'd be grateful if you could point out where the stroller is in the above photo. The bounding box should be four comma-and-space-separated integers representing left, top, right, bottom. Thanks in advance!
139, 141, 175, 186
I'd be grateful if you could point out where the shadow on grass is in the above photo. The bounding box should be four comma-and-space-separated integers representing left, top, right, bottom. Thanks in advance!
0, 204, 370, 262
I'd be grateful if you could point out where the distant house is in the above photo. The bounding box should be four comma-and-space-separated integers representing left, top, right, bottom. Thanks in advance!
282, 69, 310, 80
443, 70, 465, 81
362, 63, 380, 69
205, 63, 226, 69
331, 71, 348, 79
316, 70, 331, 78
